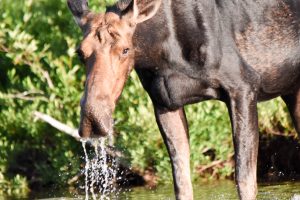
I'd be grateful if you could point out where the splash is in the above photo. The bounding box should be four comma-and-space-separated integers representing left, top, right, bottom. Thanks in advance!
81, 136, 119, 200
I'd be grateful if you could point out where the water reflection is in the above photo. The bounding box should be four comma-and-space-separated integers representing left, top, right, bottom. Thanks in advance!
119, 181, 237, 200
33, 180, 300, 200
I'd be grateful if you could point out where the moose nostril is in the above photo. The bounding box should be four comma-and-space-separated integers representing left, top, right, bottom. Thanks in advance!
80, 104, 113, 137
91, 117, 112, 136
91, 123, 103, 136
79, 116, 92, 138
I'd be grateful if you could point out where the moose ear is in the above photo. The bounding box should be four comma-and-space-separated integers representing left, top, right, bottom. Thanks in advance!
67, 0, 90, 29
119, 0, 162, 24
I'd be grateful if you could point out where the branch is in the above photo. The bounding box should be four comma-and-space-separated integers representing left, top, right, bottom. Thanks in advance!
197, 159, 224, 173
0, 45, 9, 53
33, 111, 81, 140
197, 153, 234, 174
2, 91, 47, 102
32, 111, 123, 157
41, 70, 54, 89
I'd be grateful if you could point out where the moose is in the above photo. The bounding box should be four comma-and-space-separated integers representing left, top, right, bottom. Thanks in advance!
67, 0, 300, 199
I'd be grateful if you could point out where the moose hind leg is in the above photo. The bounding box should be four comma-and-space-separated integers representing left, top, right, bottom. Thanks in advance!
282, 88, 300, 136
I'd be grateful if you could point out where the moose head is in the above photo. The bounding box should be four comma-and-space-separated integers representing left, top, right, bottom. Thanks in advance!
67, 0, 161, 137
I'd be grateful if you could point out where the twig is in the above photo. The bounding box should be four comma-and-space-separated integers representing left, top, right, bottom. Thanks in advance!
41, 70, 54, 89
197, 153, 234, 174
2, 91, 47, 102
0, 45, 9, 53
197, 159, 225, 173
23, 60, 55, 89
32, 111, 124, 157
33, 111, 81, 140
68, 173, 82, 185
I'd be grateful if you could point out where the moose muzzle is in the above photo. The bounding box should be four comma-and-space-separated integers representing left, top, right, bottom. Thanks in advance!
79, 102, 113, 138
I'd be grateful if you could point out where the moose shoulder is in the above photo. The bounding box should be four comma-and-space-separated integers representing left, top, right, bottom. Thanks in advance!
67, 0, 300, 199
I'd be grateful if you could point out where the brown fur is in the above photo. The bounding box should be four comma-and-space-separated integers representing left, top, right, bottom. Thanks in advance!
235, 1, 299, 95
235, 1, 297, 72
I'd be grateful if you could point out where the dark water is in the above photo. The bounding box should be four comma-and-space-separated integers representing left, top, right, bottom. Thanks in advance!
29, 180, 300, 200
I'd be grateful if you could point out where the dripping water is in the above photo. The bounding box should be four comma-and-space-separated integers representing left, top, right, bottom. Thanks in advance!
81, 135, 120, 200
82, 141, 90, 200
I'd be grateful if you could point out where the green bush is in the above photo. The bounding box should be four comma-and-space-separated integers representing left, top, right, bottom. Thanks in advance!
0, 0, 88, 197
0, 0, 296, 198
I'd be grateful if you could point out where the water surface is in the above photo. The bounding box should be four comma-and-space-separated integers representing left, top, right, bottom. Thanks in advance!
33, 180, 300, 200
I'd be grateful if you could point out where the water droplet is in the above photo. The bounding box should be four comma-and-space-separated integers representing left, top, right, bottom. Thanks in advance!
81, 135, 120, 199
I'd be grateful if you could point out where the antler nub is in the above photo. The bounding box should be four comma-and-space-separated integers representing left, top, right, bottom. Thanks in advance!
67, 0, 90, 28
67, 0, 89, 18
116, 0, 133, 11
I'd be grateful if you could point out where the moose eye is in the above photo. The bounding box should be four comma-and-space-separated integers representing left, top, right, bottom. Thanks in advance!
122, 48, 130, 55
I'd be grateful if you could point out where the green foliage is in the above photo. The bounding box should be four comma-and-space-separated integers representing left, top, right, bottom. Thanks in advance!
0, 0, 88, 197
0, 172, 29, 199
0, 0, 296, 198
258, 98, 294, 135
11, 175, 29, 197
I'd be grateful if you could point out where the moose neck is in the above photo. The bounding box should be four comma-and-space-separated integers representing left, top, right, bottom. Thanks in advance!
133, 0, 222, 80
131, 0, 223, 109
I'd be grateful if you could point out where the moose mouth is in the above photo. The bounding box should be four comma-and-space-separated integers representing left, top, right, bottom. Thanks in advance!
78, 105, 114, 138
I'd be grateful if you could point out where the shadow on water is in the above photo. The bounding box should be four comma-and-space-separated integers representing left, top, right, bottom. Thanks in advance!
25, 180, 300, 200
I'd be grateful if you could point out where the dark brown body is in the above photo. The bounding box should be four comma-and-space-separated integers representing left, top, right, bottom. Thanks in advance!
67, 0, 300, 199
134, 0, 300, 107
130, 1, 300, 199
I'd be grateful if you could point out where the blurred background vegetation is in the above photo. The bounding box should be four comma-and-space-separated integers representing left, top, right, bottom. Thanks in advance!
0, 0, 298, 198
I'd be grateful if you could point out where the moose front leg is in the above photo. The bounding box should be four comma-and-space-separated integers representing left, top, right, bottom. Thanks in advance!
227, 89, 259, 200
155, 107, 193, 200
